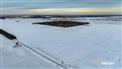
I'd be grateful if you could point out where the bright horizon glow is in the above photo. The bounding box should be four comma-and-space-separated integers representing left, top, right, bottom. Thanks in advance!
2, 8, 121, 15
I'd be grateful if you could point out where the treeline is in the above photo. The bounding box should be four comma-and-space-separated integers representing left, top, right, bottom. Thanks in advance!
0, 15, 121, 19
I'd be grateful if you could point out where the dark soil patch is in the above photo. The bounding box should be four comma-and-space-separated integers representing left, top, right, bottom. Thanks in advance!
32, 21, 89, 27
0, 29, 17, 40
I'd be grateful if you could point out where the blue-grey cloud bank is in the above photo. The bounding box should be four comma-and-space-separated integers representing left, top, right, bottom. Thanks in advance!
1, 0, 122, 15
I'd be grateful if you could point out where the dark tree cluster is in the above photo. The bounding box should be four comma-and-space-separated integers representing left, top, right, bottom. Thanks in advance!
0, 29, 17, 40
33, 21, 89, 27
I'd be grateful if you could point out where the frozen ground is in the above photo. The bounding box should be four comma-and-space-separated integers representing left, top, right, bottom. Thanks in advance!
0, 35, 57, 69
1, 16, 122, 69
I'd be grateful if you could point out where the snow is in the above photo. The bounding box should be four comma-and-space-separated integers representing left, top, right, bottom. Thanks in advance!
1, 16, 122, 69
1, 35, 57, 69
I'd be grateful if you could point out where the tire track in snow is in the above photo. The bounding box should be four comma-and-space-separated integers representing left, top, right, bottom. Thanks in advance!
18, 41, 73, 69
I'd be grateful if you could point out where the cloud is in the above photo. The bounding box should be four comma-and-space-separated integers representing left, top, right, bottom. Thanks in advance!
2, 1, 121, 9
1, 0, 121, 15
1, 8, 121, 15
2, 0, 120, 2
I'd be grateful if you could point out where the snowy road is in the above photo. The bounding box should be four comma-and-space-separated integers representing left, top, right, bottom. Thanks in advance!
18, 41, 72, 69
1, 35, 57, 69
1, 17, 122, 69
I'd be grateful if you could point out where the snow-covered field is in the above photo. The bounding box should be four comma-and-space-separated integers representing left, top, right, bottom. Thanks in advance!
1, 16, 122, 69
